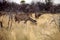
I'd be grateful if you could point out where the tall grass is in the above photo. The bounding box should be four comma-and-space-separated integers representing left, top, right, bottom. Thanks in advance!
0, 12, 60, 40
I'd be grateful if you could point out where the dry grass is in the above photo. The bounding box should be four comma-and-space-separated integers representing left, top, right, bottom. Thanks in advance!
0, 12, 60, 40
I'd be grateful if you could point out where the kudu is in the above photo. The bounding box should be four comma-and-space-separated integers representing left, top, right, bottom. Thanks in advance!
15, 13, 37, 24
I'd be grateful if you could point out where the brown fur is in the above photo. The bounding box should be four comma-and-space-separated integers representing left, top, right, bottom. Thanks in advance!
15, 13, 37, 24
35, 13, 42, 19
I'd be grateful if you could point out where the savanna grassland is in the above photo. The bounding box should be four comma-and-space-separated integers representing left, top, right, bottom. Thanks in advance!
0, 11, 60, 40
